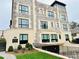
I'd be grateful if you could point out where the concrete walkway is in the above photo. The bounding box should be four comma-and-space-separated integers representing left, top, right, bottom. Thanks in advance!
0, 52, 16, 59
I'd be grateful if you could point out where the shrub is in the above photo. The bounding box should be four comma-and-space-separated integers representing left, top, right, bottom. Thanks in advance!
8, 46, 14, 52
17, 45, 22, 50
28, 45, 33, 50
0, 38, 6, 43
25, 43, 33, 50
22, 48, 26, 53
25, 43, 30, 48
72, 39, 76, 43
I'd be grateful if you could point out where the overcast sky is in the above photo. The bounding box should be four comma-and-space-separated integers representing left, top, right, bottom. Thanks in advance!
0, 0, 79, 30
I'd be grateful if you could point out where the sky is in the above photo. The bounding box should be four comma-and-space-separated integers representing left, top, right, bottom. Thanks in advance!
0, 0, 79, 30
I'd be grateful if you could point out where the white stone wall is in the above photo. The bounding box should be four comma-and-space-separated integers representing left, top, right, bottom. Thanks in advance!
4, 29, 36, 51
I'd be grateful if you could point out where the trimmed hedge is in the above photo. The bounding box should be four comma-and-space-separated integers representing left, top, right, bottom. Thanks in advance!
17, 45, 22, 50
25, 43, 33, 50
8, 46, 14, 52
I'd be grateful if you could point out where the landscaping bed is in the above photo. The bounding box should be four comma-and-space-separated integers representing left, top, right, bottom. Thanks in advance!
7, 43, 62, 59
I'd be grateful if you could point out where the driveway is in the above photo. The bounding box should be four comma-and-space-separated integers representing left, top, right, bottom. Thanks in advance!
0, 52, 16, 59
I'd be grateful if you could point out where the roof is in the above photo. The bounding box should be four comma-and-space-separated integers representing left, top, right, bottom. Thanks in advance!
51, 0, 66, 6
71, 27, 79, 33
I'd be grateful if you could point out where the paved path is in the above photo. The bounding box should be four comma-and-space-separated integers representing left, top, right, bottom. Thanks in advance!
0, 52, 16, 59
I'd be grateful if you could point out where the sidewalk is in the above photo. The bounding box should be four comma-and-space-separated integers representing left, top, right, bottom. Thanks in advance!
0, 52, 16, 59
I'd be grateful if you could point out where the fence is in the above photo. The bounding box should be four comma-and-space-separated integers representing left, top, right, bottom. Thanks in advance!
60, 46, 79, 59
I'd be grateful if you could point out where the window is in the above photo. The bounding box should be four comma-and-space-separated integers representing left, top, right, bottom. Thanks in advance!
57, 23, 59, 28
41, 21, 48, 29
19, 34, 28, 44
18, 18, 29, 28
65, 34, 70, 42
60, 15, 66, 20
19, 5, 29, 13
51, 34, 58, 42
55, 23, 59, 29
59, 34, 61, 39
63, 24, 68, 31
48, 11, 54, 17
51, 22, 53, 28
41, 34, 50, 42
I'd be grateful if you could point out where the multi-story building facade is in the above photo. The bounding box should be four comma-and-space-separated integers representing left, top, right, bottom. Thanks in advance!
71, 27, 79, 39
2, 0, 72, 52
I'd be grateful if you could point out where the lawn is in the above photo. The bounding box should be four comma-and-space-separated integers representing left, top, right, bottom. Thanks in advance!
0, 56, 3, 59
16, 50, 62, 59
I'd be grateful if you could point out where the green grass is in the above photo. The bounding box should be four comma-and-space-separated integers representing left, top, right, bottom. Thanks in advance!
16, 51, 62, 59
0, 56, 3, 59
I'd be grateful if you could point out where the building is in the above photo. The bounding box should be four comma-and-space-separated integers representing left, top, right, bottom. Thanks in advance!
0, 0, 72, 52
71, 27, 79, 39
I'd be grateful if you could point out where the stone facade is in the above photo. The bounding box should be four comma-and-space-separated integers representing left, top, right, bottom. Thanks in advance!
3, 0, 72, 51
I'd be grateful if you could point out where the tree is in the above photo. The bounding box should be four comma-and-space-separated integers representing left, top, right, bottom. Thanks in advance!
77, 24, 79, 27
70, 21, 78, 29
0, 38, 6, 43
